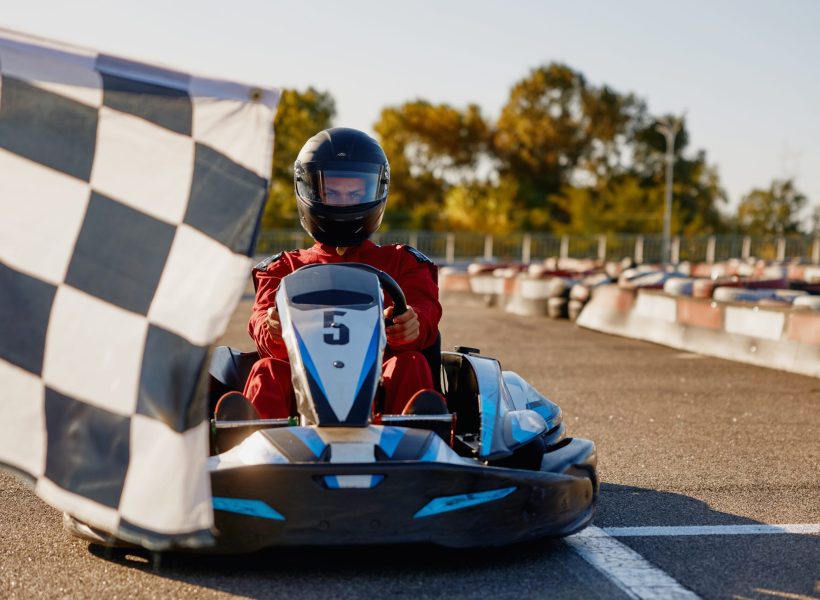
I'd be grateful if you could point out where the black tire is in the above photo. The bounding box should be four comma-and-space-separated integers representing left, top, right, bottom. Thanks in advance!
547, 297, 568, 319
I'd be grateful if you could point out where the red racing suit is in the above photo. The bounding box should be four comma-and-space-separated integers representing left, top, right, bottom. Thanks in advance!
244, 240, 442, 418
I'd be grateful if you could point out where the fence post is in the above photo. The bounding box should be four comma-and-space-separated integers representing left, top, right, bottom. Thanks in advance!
522, 233, 532, 264
776, 237, 786, 261
671, 236, 681, 264
445, 233, 455, 264
706, 236, 716, 264
409, 231, 418, 249
813, 237, 820, 264
741, 236, 751, 260
560, 236, 569, 260
634, 236, 644, 264
597, 235, 607, 262
483, 234, 493, 261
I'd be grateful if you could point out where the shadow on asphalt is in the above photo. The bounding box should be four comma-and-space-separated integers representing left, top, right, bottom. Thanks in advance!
88, 534, 568, 574
594, 482, 764, 527
82, 482, 817, 600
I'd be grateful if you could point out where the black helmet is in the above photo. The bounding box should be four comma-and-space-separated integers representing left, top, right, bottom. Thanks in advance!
294, 127, 390, 247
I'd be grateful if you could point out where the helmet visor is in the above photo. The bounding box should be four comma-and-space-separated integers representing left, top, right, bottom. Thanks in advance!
296, 162, 387, 207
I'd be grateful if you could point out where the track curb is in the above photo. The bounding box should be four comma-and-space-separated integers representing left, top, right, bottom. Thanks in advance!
576, 285, 820, 378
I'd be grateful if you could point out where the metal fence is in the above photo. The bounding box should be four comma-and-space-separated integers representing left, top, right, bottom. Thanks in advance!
256, 230, 820, 265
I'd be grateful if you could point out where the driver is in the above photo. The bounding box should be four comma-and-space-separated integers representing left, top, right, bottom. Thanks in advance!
241, 127, 446, 419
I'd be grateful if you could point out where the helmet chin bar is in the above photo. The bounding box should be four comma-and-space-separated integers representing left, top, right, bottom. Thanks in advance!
300, 198, 385, 247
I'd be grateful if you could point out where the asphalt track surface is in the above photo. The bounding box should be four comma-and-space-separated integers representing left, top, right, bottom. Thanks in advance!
1, 297, 818, 599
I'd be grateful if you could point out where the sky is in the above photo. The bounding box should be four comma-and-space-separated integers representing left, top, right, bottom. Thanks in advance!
3, 0, 819, 229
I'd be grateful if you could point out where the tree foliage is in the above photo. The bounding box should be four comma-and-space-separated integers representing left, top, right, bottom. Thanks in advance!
737, 179, 807, 235
373, 100, 490, 229
493, 64, 648, 228
441, 179, 519, 234
569, 117, 728, 236
262, 88, 336, 229
261, 64, 752, 236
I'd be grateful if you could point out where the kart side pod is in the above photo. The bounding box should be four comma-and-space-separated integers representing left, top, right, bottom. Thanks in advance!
444, 352, 561, 461
502, 410, 548, 447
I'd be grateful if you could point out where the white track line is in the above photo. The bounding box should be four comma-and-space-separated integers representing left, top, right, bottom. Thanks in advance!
749, 588, 820, 600
567, 523, 819, 599
566, 526, 700, 599
599, 524, 820, 537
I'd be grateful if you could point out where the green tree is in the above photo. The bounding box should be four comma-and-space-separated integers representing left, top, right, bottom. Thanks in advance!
493, 63, 647, 229
441, 179, 520, 234
554, 175, 656, 234
614, 116, 726, 235
373, 100, 490, 229
737, 178, 808, 235
262, 88, 336, 229
670, 149, 727, 235
364, 63, 731, 237
549, 114, 727, 235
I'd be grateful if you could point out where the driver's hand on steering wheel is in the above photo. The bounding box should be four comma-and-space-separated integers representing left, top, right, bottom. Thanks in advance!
266, 306, 283, 342
384, 305, 420, 345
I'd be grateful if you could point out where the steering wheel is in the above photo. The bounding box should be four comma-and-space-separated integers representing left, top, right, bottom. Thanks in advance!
292, 262, 408, 324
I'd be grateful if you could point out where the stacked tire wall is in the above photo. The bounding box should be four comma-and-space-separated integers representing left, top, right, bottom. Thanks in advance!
439, 264, 820, 378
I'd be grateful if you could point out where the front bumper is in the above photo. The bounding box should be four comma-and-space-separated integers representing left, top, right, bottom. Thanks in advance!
207, 437, 597, 553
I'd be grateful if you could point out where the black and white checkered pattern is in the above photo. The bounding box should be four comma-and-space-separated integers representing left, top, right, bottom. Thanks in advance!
0, 29, 279, 549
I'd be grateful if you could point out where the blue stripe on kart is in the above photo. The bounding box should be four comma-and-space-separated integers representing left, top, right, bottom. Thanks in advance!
295, 329, 329, 401
289, 427, 327, 459
479, 386, 497, 456
414, 486, 517, 519
212, 497, 285, 521
293, 328, 341, 424
378, 426, 406, 458
354, 324, 380, 400
527, 401, 561, 430
418, 435, 444, 462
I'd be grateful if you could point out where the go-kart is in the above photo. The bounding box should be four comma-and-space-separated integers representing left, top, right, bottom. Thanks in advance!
67, 262, 598, 552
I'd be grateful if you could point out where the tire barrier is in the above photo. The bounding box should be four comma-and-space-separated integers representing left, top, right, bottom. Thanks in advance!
504, 276, 553, 317
467, 267, 521, 308
438, 267, 486, 307
711, 287, 806, 304
547, 296, 569, 319
794, 295, 820, 310
442, 259, 617, 319
662, 277, 695, 297
439, 258, 820, 377
442, 260, 819, 315
789, 264, 820, 282
568, 299, 585, 322
576, 284, 820, 378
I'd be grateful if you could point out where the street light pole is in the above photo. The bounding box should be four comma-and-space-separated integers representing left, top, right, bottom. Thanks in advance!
656, 115, 683, 264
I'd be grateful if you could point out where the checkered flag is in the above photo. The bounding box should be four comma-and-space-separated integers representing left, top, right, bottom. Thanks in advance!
0, 29, 279, 549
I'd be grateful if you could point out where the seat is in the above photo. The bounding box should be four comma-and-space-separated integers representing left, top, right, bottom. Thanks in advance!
420, 333, 442, 393
440, 353, 480, 435
207, 347, 260, 416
